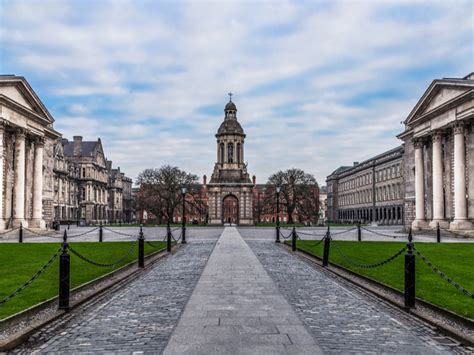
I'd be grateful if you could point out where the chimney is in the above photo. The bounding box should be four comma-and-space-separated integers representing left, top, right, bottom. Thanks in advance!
353, 162, 359, 166
106, 160, 113, 170
252, 175, 256, 185
203, 175, 207, 185
73, 136, 82, 156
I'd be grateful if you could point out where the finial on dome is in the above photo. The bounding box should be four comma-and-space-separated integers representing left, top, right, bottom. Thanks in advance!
228, 92, 233, 102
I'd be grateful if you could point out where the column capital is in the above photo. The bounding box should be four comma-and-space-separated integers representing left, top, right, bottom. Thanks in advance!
432, 130, 443, 143
15, 127, 27, 139
452, 122, 464, 135
413, 139, 425, 149
35, 136, 45, 147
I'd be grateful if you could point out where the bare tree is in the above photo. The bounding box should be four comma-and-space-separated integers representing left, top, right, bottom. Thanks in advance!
136, 165, 198, 225
267, 168, 318, 224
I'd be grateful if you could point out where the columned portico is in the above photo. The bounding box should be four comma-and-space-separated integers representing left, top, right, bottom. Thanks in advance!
412, 140, 427, 230
13, 129, 28, 228
450, 124, 472, 230
429, 132, 449, 229
0, 121, 6, 229
31, 137, 46, 228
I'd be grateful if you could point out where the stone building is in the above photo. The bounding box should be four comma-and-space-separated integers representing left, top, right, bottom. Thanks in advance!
398, 73, 474, 230
0, 75, 62, 229
326, 146, 405, 225
122, 174, 134, 223
207, 97, 254, 225
61, 136, 109, 224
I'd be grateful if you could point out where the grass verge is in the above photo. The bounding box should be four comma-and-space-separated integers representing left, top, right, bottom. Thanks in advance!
293, 240, 474, 319
0, 241, 166, 320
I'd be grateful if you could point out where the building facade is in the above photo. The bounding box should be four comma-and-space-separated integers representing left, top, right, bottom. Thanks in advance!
0, 75, 62, 229
327, 146, 405, 225
207, 98, 254, 225
0, 75, 133, 230
398, 73, 474, 230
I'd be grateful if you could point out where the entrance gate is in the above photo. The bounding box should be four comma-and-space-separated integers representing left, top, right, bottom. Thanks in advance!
222, 195, 239, 224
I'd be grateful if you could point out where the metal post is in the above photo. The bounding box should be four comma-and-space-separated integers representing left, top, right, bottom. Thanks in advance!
322, 225, 331, 267
99, 222, 103, 242
436, 223, 441, 243
67, 222, 70, 230
404, 228, 416, 309
357, 222, 361, 242
19, 222, 23, 243
59, 230, 70, 311
291, 226, 297, 251
182, 190, 187, 244
167, 221, 172, 252
276, 188, 281, 243
138, 224, 144, 268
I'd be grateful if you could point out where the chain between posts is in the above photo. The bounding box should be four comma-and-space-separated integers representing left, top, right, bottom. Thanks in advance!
413, 246, 474, 298
0, 248, 61, 306
360, 226, 404, 239
69, 240, 138, 268
330, 239, 407, 269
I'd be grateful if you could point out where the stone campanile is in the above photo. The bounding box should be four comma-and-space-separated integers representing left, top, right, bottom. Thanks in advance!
208, 95, 254, 225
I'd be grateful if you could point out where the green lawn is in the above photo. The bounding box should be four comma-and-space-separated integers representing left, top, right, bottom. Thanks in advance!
0, 241, 166, 320
294, 240, 474, 320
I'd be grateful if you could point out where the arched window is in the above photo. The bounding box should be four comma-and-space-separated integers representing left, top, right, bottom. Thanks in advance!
237, 143, 241, 163
220, 143, 224, 163
227, 143, 234, 163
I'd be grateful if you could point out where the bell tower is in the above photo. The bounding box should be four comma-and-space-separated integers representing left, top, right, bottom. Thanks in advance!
208, 95, 254, 225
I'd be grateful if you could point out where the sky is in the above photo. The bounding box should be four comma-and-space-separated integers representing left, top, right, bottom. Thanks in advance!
0, 0, 472, 186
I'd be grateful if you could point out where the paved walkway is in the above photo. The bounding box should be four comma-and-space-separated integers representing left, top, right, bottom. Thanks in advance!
164, 227, 322, 354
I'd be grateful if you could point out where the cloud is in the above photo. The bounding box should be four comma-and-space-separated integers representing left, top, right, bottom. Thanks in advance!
0, 0, 472, 185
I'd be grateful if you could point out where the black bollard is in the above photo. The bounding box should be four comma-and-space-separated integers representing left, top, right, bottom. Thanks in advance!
291, 227, 297, 252
275, 225, 280, 243
167, 224, 172, 252
99, 222, 103, 242
322, 226, 331, 267
19, 222, 23, 243
357, 222, 361, 242
138, 224, 144, 268
182, 215, 187, 244
59, 230, 70, 311
404, 228, 416, 309
68, 222, 70, 230
436, 223, 441, 243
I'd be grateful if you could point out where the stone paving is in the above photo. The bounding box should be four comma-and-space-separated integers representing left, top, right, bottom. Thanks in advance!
13, 241, 215, 354
164, 227, 322, 354
247, 240, 470, 354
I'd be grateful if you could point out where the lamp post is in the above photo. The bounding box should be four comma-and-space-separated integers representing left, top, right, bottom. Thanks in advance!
181, 187, 187, 244
275, 186, 281, 243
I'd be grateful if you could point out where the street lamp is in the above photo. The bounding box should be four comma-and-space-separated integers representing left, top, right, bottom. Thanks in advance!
181, 187, 187, 244
275, 186, 281, 243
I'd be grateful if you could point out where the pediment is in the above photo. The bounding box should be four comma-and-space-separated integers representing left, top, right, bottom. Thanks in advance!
0, 76, 54, 123
405, 79, 473, 125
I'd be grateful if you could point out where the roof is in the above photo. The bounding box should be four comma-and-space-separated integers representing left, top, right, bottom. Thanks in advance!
217, 119, 245, 136
63, 141, 99, 157
225, 101, 237, 111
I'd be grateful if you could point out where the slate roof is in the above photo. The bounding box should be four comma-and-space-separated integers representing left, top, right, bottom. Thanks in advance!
63, 141, 99, 157
217, 119, 245, 136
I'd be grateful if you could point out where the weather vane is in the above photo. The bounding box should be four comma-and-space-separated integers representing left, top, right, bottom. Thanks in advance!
228, 92, 233, 102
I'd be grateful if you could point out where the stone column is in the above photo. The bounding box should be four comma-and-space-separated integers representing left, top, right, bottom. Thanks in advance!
0, 121, 6, 229
412, 139, 427, 229
13, 129, 27, 227
31, 137, 46, 228
429, 132, 449, 229
450, 124, 472, 230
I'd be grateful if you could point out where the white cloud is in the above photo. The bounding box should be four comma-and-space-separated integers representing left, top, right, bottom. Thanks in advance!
0, 0, 472, 184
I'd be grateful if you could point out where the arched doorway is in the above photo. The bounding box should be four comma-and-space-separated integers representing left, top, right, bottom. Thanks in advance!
222, 195, 239, 224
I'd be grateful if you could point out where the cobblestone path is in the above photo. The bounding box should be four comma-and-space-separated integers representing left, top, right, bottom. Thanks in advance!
247, 241, 470, 354
14, 241, 215, 354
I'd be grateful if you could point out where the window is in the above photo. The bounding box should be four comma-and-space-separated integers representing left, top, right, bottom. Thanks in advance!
220, 143, 224, 163
237, 143, 241, 163
227, 143, 234, 163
